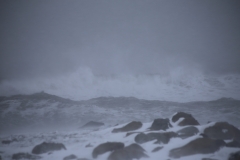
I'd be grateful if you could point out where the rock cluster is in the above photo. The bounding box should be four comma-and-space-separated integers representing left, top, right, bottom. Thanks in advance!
7, 112, 240, 160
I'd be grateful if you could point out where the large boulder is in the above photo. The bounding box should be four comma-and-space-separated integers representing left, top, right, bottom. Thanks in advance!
92, 142, 124, 158
12, 153, 41, 160
148, 118, 172, 131
81, 121, 104, 128
112, 121, 142, 133
135, 132, 177, 144
204, 122, 240, 142
108, 143, 148, 160
32, 142, 66, 154
228, 150, 240, 160
169, 138, 226, 158
176, 126, 199, 139
172, 112, 200, 126
226, 140, 240, 148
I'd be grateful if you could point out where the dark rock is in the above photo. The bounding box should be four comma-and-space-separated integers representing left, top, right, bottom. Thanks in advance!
32, 142, 66, 154
85, 143, 93, 148
112, 121, 142, 133
126, 143, 146, 152
226, 140, 240, 148
92, 142, 124, 158
63, 154, 77, 160
200, 133, 209, 138
176, 126, 199, 139
202, 158, 218, 160
204, 122, 240, 143
135, 132, 177, 144
0, 155, 1, 160
228, 150, 240, 160
12, 152, 41, 160
135, 133, 148, 144
2, 140, 12, 144
169, 138, 226, 158
148, 118, 172, 131
108, 143, 148, 160
172, 112, 200, 126
81, 121, 104, 128
152, 146, 163, 152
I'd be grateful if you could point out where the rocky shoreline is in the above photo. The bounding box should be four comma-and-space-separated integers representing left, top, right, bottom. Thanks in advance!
1, 112, 240, 160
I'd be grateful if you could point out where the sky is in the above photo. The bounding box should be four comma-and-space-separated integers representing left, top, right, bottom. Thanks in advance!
0, 0, 240, 101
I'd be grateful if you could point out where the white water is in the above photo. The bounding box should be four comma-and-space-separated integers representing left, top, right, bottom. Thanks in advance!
1, 67, 240, 102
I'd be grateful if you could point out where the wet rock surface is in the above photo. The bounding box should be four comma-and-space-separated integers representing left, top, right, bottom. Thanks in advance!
92, 142, 124, 158
226, 140, 240, 148
12, 152, 41, 160
204, 122, 240, 142
169, 138, 226, 158
148, 118, 172, 131
135, 132, 177, 144
32, 142, 66, 154
176, 126, 199, 139
228, 150, 240, 160
172, 112, 200, 126
112, 121, 142, 133
108, 143, 148, 160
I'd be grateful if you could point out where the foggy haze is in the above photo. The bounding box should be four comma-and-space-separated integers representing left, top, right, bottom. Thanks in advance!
1, 0, 240, 101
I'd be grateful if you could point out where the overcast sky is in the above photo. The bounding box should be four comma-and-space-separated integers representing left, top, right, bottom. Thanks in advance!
1, 0, 240, 81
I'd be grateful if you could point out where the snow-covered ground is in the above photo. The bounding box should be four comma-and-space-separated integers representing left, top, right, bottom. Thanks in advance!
0, 116, 239, 160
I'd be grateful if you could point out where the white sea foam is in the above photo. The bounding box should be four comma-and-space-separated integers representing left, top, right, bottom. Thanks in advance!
0, 67, 240, 102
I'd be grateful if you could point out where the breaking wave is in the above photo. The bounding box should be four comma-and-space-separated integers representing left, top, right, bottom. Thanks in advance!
0, 67, 240, 102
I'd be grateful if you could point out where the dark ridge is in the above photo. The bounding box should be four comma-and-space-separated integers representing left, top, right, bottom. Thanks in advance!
1, 92, 239, 105
209, 97, 240, 103
84, 96, 180, 108
189, 97, 239, 103
1, 91, 80, 104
